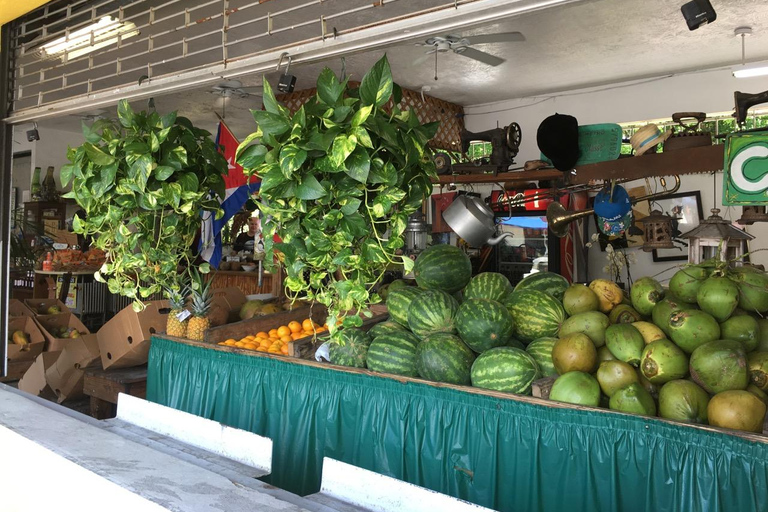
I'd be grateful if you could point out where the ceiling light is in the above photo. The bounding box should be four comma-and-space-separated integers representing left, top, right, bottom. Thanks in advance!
730, 26, 768, 78
36, 16, 139, 61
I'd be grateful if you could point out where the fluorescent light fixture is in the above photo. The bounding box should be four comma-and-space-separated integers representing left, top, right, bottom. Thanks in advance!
733, 64, 768, 78
37, 16, 139, 61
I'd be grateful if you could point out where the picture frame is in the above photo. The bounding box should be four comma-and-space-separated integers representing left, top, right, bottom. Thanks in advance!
651, 191, 704, 262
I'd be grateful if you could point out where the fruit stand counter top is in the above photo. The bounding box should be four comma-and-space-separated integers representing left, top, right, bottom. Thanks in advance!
147, 334, 768, 512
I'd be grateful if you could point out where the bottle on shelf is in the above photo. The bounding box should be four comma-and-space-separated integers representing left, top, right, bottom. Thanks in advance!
42, 166, 58, 201
31, 167, 42, 200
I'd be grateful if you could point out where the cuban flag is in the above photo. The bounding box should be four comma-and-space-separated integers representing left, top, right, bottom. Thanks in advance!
199, 120, 261, 268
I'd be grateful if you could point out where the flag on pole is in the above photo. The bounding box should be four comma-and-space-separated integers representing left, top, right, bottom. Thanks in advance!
199, 120, 261, 268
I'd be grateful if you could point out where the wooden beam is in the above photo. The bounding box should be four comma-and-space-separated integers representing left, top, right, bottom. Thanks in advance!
433, 169, 563, 186
570, 144, 724, 184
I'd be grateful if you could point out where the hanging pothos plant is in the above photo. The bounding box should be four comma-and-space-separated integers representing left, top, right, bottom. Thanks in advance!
62, 100, 228, 309
236, 55, 438, 333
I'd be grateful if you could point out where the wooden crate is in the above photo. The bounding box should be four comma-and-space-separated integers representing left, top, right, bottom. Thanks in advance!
0, 359, 36, 382
83, 364, 148, 420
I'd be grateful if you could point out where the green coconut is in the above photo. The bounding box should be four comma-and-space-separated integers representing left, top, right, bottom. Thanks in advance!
720, 314, 760, 353
708, 390, 767, 433
562, 284, 600, 316
658, 379, 710, 424
630, 277, 665, 316
596, 360, 639, 397
609, 383, 657, 417
549, 371, 601, 407
605, 324, 645, 366
697, 276, 739, 323
689, 340, 748, 394
640, 338, 689, 384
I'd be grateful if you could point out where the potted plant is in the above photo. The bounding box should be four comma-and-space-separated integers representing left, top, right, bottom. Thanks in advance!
62, 100, 228, 309
237, 55, 438, 333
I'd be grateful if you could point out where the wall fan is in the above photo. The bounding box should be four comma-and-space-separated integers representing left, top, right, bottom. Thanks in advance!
415, 32, 525, 67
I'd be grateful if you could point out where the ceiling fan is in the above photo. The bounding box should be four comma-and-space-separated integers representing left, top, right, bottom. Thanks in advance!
415, 31, 525, 67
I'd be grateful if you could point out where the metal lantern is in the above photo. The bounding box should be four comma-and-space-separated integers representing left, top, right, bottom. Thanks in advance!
641, 210, 675, 252
681, 208, 754, 266
737, 206, 768, 225
404, 211, 429, 256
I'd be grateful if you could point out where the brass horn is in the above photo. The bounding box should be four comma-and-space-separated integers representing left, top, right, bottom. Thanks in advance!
546, 175, 681, 238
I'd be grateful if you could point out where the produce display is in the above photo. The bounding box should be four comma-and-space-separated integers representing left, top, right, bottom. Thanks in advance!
217, 318, 327, 355
8, 330, 30, 346
327, 248, 768, 435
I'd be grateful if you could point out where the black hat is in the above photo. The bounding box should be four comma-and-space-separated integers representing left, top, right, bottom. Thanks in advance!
537, 113, 580, 171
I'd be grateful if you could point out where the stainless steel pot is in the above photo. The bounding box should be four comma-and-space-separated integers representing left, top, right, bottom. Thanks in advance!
442, 195, 513, 247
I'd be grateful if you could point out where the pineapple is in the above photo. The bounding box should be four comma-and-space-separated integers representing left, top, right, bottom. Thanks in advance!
186, 269, 213, 341
166, 286, 188, 338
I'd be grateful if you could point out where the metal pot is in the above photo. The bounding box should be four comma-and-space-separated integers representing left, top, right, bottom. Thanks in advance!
442, 195, 513, 247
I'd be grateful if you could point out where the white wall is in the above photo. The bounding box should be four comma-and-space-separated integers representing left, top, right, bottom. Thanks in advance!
464, 67, 768, 282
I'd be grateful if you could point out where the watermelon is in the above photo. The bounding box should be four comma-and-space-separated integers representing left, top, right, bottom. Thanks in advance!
407, 290, 460, 338
504, 289, 566, 343
416, 333, 475, 385
463, 272, 513, 302
526, 337, 559, 377
455, 298, 514, 352
471, 347, 541, 395
366, 331, 420, 376
413, 244, 472, 294
368, 320, 407, 339
386, 287, 425, 326
329, 328, 372, 368
507, 337, 526, 349
514, 272, 569, 302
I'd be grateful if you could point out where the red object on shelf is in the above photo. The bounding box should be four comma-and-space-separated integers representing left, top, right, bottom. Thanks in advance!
490, 189, 552, 213
431, 192, 457, 233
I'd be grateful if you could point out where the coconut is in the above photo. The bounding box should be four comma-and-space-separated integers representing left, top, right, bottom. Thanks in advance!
609, 383, 657, 417
658, 379, 709, 424
747, 384, 768, 408
552, 333, 597, 374
747, 351, 768, 392
651, 297, 695, 337
588, 279, 623, 314
596, 360, 639, 397
608, 304, 643, 324
549, 371, 601, 407
696, 276, 739, 323
632, 321, 666, 345
597, 345, 617, 362
563, 284, 600, 316
640, 338, 689, 384
636, 367, 659, 398
605, 324, 645, 366
720, 314, 760, 353
707, 390, 767, 433
630, 277, 665, 316
689, 340, 748, 394
559, 311, 611, 347
668, 265, 711, 303
732, 269, 768, 313
667, 310, 720, 354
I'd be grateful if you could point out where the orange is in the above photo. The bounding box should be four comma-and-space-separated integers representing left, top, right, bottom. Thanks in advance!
280, 345, 289, 355
288, 321, 302, 333
244, 343, 258, 350
280, 335, 293, 343
234, 341, 245, 348
224, 338, 237, 344
256, 332, 269, 339
218, 341, 226, 345
277, 325, 291, 337
291, 332, 303, 340
256, 347, 267, 352
315, 326, 327, 333
302, 319, 315, 332
268, 328, 279, 338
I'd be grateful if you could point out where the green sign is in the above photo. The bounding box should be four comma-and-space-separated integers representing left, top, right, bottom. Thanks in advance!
723, 131, 768, 205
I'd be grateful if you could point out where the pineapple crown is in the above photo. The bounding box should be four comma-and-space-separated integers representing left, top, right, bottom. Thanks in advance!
165, 273, 191, 310
188, 267, 213, 317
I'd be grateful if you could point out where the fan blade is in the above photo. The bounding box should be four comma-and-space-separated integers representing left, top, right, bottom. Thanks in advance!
456, 47, 505, 66
465, 32, 525, 45
413, 53, 433, 66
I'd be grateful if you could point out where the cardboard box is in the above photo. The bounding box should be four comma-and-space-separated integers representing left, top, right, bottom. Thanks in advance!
33, 312, 93, 352
97, 300, 169, 370
209, 287, 248, 327
7, 316, 46, 362
9, 299, 34, 318
18, 351, 60, 400
44, 336, 101, 403
24, 298, 69, 316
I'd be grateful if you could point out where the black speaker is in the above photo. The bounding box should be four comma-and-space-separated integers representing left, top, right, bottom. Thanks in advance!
681, 0, 716, 31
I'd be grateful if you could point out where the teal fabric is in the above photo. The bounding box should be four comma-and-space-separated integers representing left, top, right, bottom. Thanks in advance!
147, 336, 768, 511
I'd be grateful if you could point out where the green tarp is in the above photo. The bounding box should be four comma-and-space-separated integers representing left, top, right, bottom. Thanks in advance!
147, 336, 768, 512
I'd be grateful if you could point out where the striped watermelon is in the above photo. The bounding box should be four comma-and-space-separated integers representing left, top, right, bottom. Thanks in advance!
329, 328, 372, 368
463, 272, 513, 302
413, 244, 472, 294
505, 289, 566, 343
416, 333, 475, 385
455, 298, 514, 352
514, 272, 569, 302
366, 331, 420, 376
368, 320, 407, 339
407, 290, 460, 338
525, 337, 559, 377
470, 347, 541, 395
507, 337, 526, 349
386, 287, 425, 326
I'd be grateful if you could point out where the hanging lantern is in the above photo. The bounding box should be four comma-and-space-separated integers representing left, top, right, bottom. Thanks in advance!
641, 210, 675, 252
737, 206, 768, 225
681, 208, 754, 266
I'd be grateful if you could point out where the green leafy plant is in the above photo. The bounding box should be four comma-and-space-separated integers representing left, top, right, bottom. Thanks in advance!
237, 55, 438, 333
62, 100, 228, 309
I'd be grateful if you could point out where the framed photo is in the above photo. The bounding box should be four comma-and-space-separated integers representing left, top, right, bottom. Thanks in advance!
652, 191, 704, 262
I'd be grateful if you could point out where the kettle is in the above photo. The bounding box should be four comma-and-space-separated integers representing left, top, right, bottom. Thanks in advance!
442, 195, 514, 247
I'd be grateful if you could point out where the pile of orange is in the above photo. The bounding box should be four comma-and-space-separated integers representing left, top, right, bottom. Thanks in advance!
218, 318, 327, 355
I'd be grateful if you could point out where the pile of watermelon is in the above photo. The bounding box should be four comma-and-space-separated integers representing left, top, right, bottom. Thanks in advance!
327, 246, 768, 433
